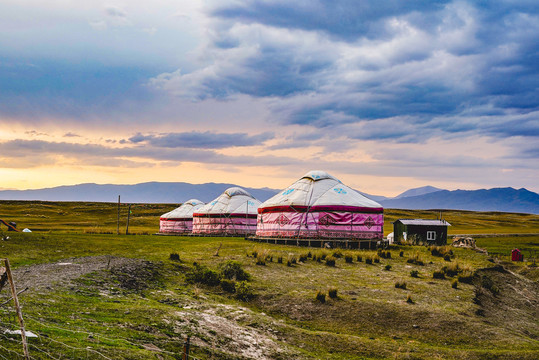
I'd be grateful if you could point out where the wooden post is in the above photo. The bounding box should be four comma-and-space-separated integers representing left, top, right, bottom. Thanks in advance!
4, 259, 30, 360
183, 335, 190, 360
125, 204, 132, 235
117, 195, 121, 235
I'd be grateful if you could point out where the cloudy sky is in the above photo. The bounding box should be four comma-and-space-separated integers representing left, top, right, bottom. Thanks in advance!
0, 0, 537, 196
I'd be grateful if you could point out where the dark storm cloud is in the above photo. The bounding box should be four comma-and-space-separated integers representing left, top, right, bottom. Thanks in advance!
153, 0, 539, 144
127, 131, 274, 149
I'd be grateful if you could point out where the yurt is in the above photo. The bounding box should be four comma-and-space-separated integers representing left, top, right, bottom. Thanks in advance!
256, 170, 383, 245
159, 199, 205, 234
192, 187, 261, 235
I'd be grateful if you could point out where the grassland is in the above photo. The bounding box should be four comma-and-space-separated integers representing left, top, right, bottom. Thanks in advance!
0, 201, 538, 359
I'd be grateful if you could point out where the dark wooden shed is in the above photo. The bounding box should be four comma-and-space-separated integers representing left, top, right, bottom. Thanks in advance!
393, 219, 451, 246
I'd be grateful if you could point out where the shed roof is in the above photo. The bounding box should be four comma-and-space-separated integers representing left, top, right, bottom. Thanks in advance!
394, 219, 451, 226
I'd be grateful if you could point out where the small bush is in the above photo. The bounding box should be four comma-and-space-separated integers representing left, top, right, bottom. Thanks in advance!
220, 279, 236, 293
169, 253, 181, 261
345, 255, 353, 263
186, 265, 221, 286
395, 280, 407, 289
451, 279, 458, 289
356, 255, 363, 262
316, 290, 326, 303
458, 270, 474, 284
407, 252, 425, 266
235, 281, 255, 301
328, 288, 338, 299
433, 270, 445, 279
384, 264, 392, 271
410, 270, 419, 278
406, 294, 414, 304
219, 261, 251, 281
325, 256, 336, 267
399, 250, 404, 257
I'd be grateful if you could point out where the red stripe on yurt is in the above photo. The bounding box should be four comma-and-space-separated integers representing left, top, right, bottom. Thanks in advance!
160, 217, 192, 221
192, 213, 258, 219
258, 205, 383, 214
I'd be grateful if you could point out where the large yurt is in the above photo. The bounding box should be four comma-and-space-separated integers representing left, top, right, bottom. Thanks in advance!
159, 199, 205, 234
192, 187, 261, 236
256, 170, 384, 243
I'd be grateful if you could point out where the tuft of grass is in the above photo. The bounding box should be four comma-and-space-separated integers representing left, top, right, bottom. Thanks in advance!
220, 279, 236, 293
458, 270, 475, 284
169, 253, 180, 261
356, 255, 363, 262
406, 252, 425, 266
410, 270, 419, 278
316, 290, 326, 303
430, 246, 453, 258
433, 270, 446, 279
378, 249, 391, 259
395, 280, 407, 289
345, 255, 353, 263
373, 254, 380, 263
406, 294, 414, 304
277, 256, 283, 264
399, 250, 404, 257
365, 257, 373, 265
328, 288, 338, 299
332, 249, 344, 258
299, 254, 308, 263
384, 264, 392, 271
255, 254, 266, 266
325, 256, 336, 267
451, 279, 458, 289
235, 281, 255, 301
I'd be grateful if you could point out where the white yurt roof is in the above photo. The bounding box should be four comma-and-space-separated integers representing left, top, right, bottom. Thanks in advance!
195, 187, 261, 215
161, 199, 205, 219
260, 170, 382, 209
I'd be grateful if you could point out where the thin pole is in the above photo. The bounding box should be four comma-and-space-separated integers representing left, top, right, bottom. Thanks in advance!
4, 259, 30, 360
117, 195, 121, 235
125, 204, 131, 235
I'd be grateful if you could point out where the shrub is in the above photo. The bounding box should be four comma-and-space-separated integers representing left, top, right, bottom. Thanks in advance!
345, 255, 353, 263
255, 255, 266, 266
356, 255, 363, 262
328, 288, 338, 299
235, 281, 255, 301
219, 261, 250, 281
220, 279, 236, 293
410, 270, 419, 278
395, 280, 407, 289
407, 252, 425, 266
399, 250, 404, 257
406, 294, 414, 304
325, 256, 336, 267
458, 270, 474, 284
316, 290, 326, 303
384, 264, 392, 271
433, 270, 445, 279
451, 279, 458, 289
186, 265, 221, 286
169, 253, 181, 261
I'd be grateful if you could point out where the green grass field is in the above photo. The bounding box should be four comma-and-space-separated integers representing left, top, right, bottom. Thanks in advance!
0, 201, 538, 359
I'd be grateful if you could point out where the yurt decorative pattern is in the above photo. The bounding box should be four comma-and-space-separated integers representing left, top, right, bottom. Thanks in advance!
256, 170, 383, 239
192, 187, 261, 235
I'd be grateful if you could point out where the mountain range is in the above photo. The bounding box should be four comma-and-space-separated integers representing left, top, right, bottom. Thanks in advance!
0, 183, 537, 214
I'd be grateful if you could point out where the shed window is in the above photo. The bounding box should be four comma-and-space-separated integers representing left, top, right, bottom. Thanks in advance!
427, 231, 436, 241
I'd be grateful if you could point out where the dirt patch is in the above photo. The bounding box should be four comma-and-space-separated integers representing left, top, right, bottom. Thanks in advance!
473, 265, 539, 339
8, 256, 152, 292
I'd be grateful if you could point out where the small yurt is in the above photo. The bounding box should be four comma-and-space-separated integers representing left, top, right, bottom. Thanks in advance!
256, 170, 383, 244
159, 199, 205, 234
192, 187, 261, 236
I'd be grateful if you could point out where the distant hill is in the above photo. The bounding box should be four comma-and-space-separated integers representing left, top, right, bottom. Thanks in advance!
1, 183, 537, 214
380, 187, 539, 214
395, 186, 444, 199
0, 182, 279, 204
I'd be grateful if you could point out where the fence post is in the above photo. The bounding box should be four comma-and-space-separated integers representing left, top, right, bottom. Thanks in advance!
4, 259, 30, 360
183, 335, 190, 360
125, 204, 132, 235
